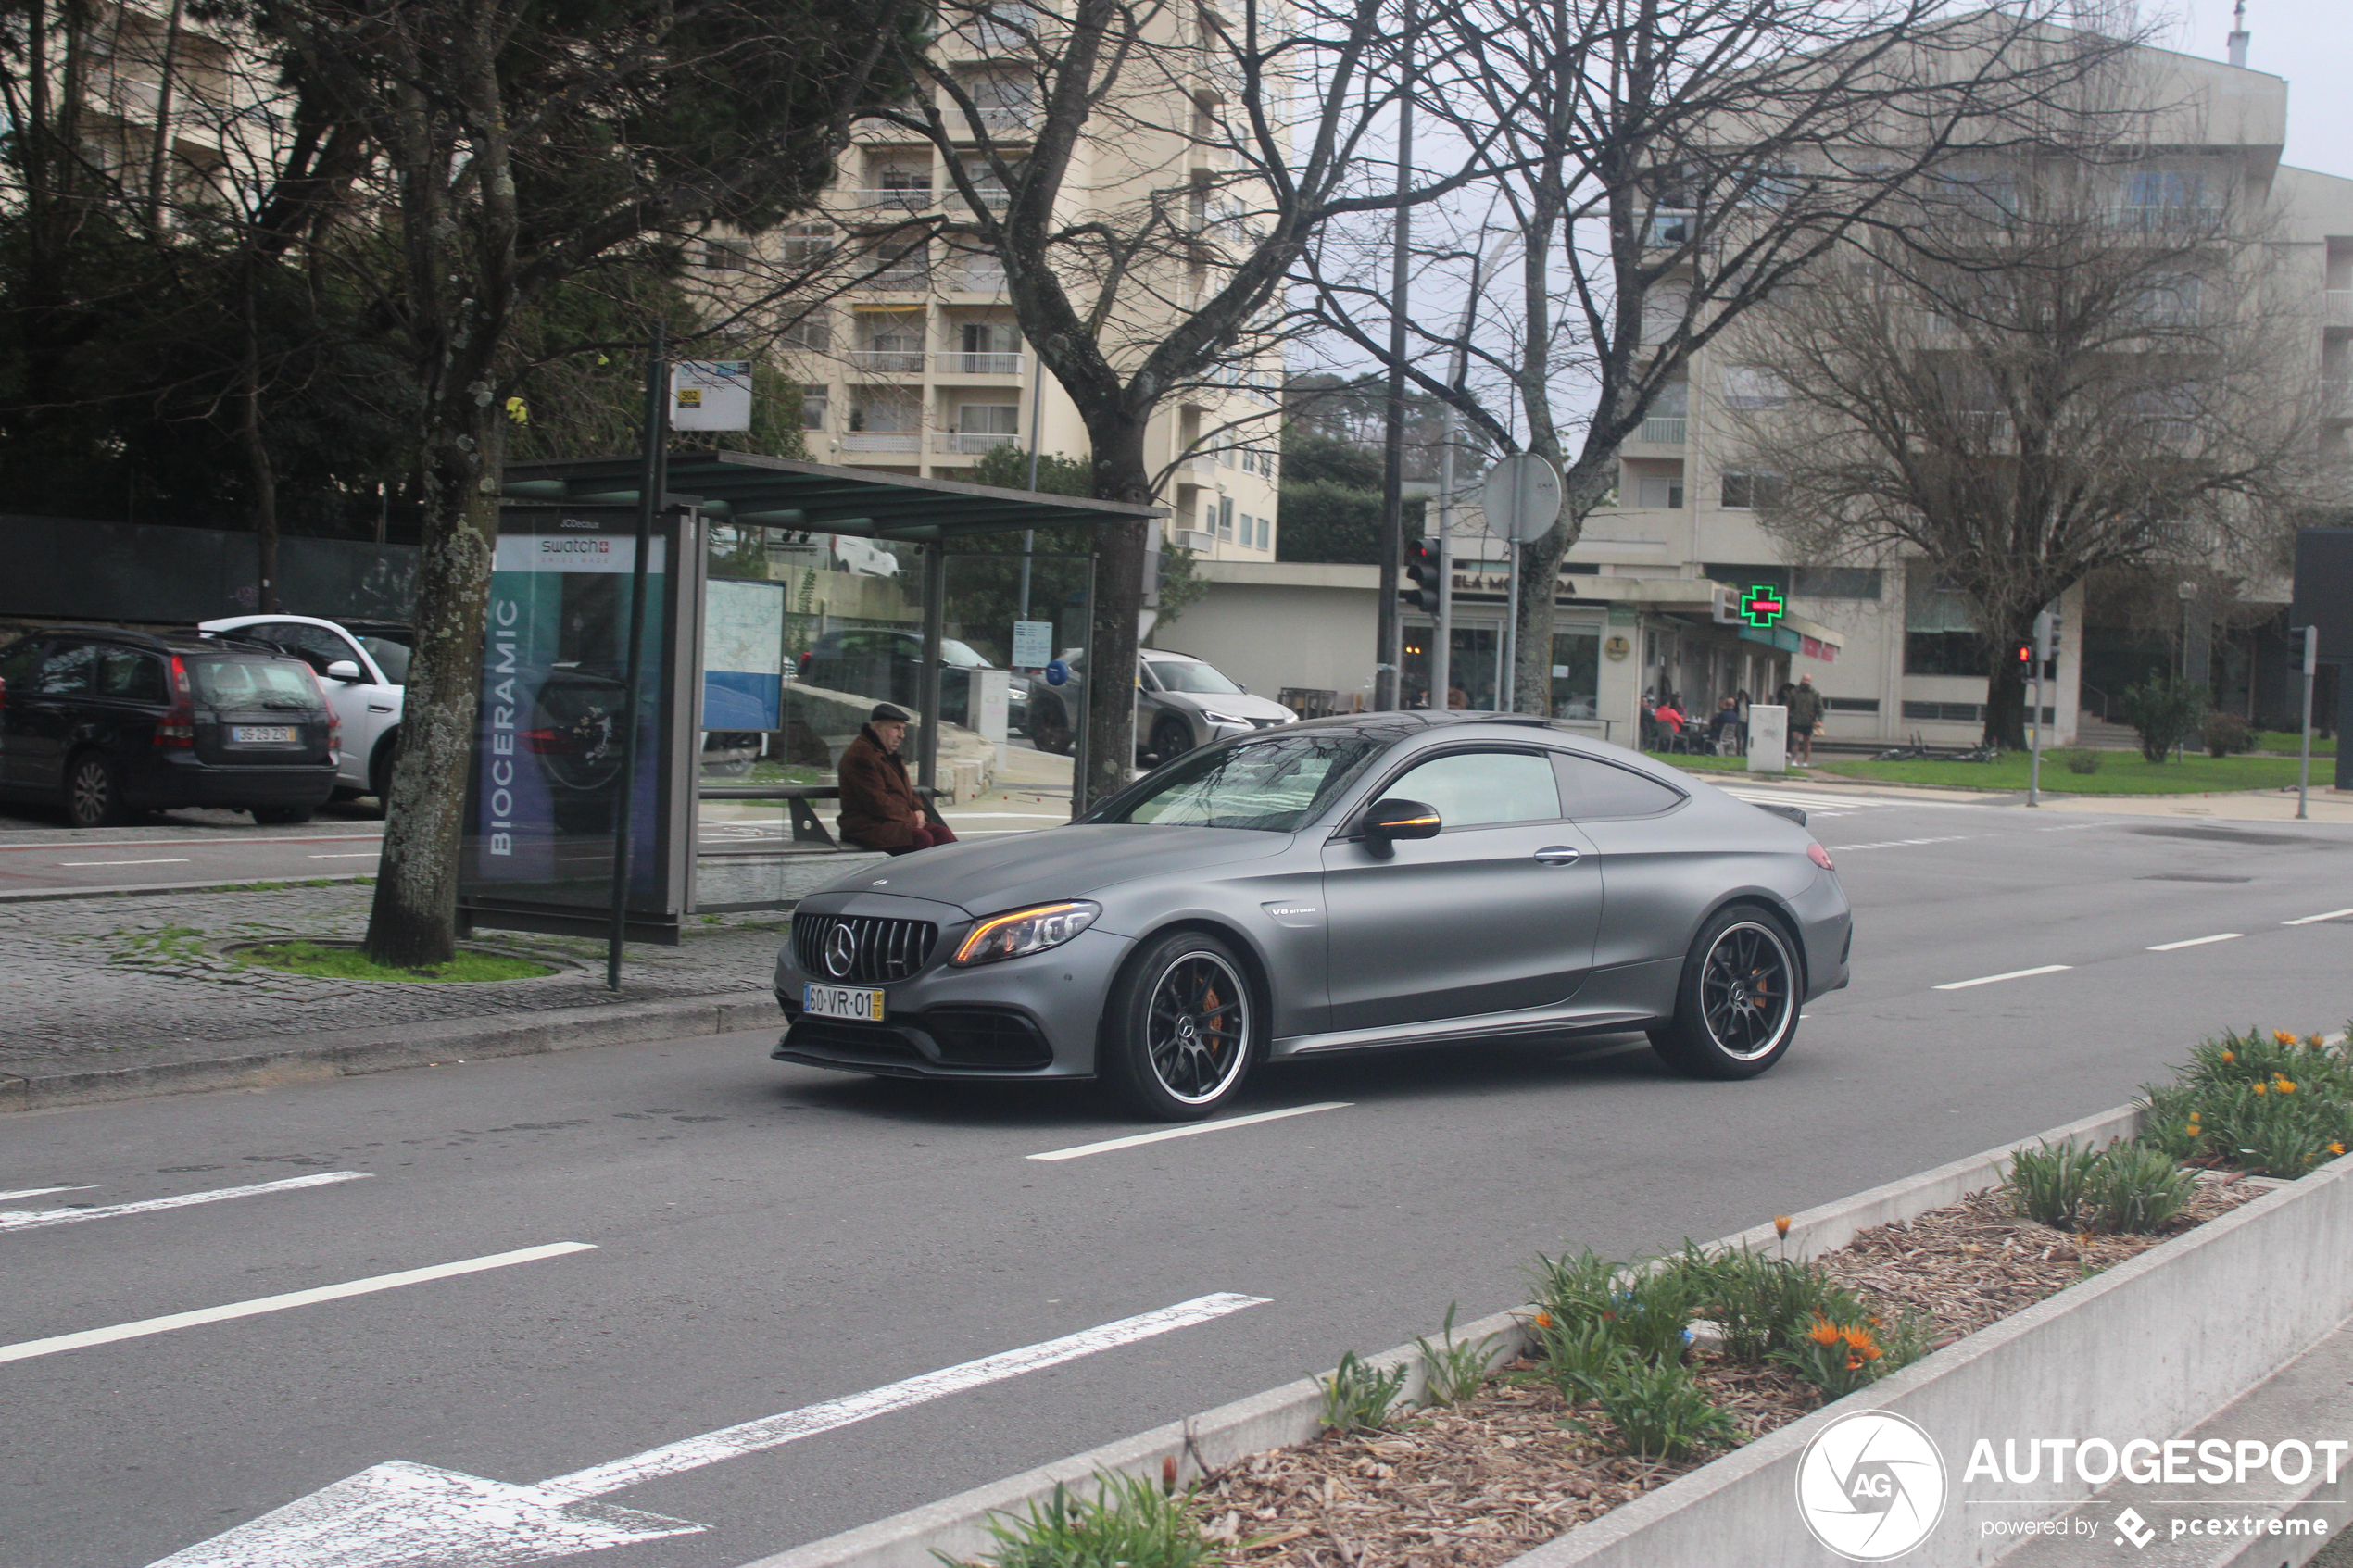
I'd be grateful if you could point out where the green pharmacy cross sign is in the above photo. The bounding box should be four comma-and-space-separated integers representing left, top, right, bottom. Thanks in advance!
1741, 584, 1787, 628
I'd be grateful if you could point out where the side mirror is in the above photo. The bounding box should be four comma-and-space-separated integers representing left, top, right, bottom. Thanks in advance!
1362, 797, 1441, 842
325, 659, 364, 684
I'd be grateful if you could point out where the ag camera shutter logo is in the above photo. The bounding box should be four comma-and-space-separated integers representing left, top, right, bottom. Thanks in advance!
1795, 1411, 1947, 1561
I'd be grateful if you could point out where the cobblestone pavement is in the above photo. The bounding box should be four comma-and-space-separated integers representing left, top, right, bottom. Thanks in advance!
0, 883, 783, 1062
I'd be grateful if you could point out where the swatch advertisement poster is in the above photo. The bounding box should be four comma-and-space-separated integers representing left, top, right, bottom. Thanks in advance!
461, 508, 671, 910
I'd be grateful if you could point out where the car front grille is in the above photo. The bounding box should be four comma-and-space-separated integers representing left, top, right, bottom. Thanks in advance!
791, 913, 937, 984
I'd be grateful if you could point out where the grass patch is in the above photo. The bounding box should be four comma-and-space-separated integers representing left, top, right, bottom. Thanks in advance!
236, 939, 556, 984
2250, 731, 2337, 758
1818, 751, 2309, 795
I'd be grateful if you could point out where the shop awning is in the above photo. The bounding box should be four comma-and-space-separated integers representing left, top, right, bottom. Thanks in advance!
503, 448, 1163, 541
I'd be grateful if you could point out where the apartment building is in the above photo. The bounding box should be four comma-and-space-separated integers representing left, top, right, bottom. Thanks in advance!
707, 5, 1285, 567
1534, 37, 2353, 747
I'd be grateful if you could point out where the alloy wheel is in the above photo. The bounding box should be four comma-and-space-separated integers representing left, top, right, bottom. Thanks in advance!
1144, 952, 1251, 1105
1698, 920, 1795, 1061
69, 759, 113, 828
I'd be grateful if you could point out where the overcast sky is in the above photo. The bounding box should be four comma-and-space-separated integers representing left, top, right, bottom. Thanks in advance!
2162, 0, 2352, 176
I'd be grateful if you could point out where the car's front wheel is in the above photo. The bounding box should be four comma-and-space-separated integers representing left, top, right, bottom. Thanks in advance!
1649, 905, 1802, 1079
1149, 714, 1194, 765
1103, 931, 1257, 1120
65, 752, 126, 829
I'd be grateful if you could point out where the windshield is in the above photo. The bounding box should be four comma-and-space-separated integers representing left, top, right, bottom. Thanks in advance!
1101, 734, 1378, 832
941, 638, 991, 669
191, 658, 320, 710
358, 634, 411, 684
1149, 659, 1243, 695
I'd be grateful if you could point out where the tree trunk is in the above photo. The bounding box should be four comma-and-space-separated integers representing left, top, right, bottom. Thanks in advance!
1982, 636, 2030, 751
364, 402, 502, 968
238, 260, 279, 613
1080, 418, 1151, 811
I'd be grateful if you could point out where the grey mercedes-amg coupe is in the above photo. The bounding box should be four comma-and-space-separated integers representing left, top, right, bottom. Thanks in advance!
774, 712, 1851, 1119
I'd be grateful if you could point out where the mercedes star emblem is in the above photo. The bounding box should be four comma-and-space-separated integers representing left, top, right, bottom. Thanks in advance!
824, 922, 858, 978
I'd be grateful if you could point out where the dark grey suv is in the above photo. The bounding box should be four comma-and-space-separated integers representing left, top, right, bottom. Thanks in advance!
774, 712, 1852, 1118
0, 627, 340, 826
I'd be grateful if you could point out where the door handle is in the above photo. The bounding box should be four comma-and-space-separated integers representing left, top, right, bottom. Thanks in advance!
1534, 846, 1581, 865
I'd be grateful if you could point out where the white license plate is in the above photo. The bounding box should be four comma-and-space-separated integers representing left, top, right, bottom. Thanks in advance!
803, 983, 886, 1022
232, 725, 298, 744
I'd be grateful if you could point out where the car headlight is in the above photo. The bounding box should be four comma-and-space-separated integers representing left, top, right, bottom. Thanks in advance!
1195, 710, 1250, 727
952, 901, 1101, 965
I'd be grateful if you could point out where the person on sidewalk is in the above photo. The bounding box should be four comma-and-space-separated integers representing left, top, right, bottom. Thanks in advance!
837, 703, 958, 855
1787, 674, 1824, 765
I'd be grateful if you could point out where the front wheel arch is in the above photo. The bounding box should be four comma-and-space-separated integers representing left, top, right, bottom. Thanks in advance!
1649, 898, 1806, 1080
1093, 918, 1274, 1113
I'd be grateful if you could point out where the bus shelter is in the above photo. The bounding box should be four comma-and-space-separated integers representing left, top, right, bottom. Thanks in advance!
460, 449, 1160, 942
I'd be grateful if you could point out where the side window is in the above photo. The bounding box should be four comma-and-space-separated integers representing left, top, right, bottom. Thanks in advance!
32, 641, 98, 696
1380, 749, 1563, 829
98, 650, 167, 702
0, 639, 46, 689
1554, 753, 1686, 819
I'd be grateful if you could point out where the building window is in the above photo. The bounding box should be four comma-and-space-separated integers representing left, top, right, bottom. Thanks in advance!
1256, 516, 1271, 549
1718, 470, 1785, 509
1635, 474, 1684, 509
1823, 696, 1881, 713
780, 312, 832, 354
1721, 367, 1788, 408
1217, 495, 1235, 539
778, 223, 834, 268
1905, 563, 1981, 676
1704, 564, 1790, 596
801, 385, 829, 431
1793, 566, 1882, 600
700, 239, 751, 271
957, 320, 1021, 372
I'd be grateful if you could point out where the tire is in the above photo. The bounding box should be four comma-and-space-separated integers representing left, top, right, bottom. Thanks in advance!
370, 734, 399, 811
1649, 905, 1803, 1080
1149, 714, 1194, 764
64, 752, 127, 829
252, 804, 314, 825
1101, 930, 1259, 1120
1028, 697, 1072, 755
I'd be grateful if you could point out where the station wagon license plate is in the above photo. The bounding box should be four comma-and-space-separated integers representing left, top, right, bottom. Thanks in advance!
231, 725, 299, 744
803, 984, 886, 1022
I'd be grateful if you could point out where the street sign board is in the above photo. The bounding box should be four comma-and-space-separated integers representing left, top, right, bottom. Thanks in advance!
670, 361, 753, 432
2290, 529, 2353, 662
1480, 454, 1563, 545
1011, 619, 1054, 669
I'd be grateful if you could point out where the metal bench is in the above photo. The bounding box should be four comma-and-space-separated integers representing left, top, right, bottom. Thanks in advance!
697, 784, 950, 853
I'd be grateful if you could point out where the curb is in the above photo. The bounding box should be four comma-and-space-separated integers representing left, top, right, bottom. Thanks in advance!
0, 989, 778, 1113
732, 1102, 2142, 1568
0, 872, 372, 904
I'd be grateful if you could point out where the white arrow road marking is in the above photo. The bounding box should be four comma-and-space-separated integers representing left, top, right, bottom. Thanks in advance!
1030, 1103, 1353, 1161
0, 1185, 98, 1204
0, 1243, 594, 1366
0, 1171, 369, 1234
146, 1292, 1269, 1568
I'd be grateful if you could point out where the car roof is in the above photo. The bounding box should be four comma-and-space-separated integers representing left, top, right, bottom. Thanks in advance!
202, 614, 408, 634
22, 625, 297, 658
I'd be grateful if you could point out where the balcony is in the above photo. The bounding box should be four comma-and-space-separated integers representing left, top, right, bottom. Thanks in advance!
936, 432, 1020, 453
1637, 416, 1687, 445
841, 432, 921, 452
2329, 291, 2352, 330
2323, 380, 2349, 419
848, 350, 925, 374
863, 269, 932, 292
936, 351, 1023, 375
950, 263, 1008, 294
1174, 529, 1218, 553
851, 187, 934, 210
1642, 210, 1697, 249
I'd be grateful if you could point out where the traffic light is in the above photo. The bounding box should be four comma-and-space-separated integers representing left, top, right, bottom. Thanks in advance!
2032, 609, 2061, 664
2014, 640, 2035, 671
1406, 537, 1442, 613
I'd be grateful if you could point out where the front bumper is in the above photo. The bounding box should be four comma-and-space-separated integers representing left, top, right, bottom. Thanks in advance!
772, 922, 1134, 1080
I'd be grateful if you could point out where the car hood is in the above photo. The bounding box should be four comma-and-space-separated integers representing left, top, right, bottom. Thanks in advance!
1156, 690, 1296, 723
825, 823, 1294, 920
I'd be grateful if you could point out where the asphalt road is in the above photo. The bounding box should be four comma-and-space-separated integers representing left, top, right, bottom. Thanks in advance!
4, 792, 2350, 1568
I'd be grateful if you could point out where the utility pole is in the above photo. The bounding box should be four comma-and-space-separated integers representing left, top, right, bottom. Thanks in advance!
1373, 31, 1413, 710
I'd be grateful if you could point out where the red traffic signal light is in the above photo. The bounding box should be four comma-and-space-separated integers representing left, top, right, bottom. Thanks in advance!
1405, 538, 1442, 613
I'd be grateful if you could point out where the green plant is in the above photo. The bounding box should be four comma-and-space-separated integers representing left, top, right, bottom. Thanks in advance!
1415, 1303, 1501, 1408
1527, 1248, 1620, 1329
954, 1475, 1220, 1568
1574, 1354, 1742, 1461
1604, 1267, 1705, 1365
1693, 1248, 1876, 1362
2086, 1141, 2196, 1232
1529, 1311, 1624, 1399
2003, 1140, 2104, 1229
1315, 1351, 1408, 1434
2204, 709, 2253, 758
2119, 673, 2209, 763
1770, 1309, 1935, 1400
2058, 747, 2104, 774
234, 939, 555, 984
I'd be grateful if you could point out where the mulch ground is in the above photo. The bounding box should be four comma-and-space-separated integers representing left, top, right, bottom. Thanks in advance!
1189, 1175, 2266, 1568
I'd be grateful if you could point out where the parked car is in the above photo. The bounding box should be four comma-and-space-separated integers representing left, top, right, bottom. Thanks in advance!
796, 629, 1032, 735
0, 626, 339, 827
1021, 647, 1295, 760
774, 712, 1852, 1118
200, 614, 409, 804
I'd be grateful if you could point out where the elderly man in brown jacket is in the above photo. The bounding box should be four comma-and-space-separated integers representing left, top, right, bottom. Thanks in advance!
837, 703, 958, 854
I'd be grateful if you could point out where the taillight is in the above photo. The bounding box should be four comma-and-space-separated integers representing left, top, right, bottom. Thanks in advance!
305, 667, 343, 755
1807, 842, 1835, 872
154, 656, 195, 746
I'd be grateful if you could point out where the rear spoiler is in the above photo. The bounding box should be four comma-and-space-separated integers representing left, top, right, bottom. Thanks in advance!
1751, 801, 1807, 828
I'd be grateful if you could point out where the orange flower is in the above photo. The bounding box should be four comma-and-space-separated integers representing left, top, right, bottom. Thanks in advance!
2330, 1143, 2346, 1158
1533, 1311, 1554, 1330
1841, 1324, 1882, 1361
2275, 1030, 2299, 1047
2254, 1084, 2268, 1097
2307, 1035, 2325, 1049
2221, 1050, 2236, 1064
1806, 1316, 1843, 1348
2277, 1077, 2298, 1095
1774, 1214, 1793, 1239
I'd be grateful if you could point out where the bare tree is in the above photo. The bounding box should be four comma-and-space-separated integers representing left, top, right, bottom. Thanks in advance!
1727, 144, 2322, 746
817, 0, 1482, 807
1306, 1, 2138, 713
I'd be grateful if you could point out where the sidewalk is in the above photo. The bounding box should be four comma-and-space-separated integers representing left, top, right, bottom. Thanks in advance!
1731, 765, 2353, 825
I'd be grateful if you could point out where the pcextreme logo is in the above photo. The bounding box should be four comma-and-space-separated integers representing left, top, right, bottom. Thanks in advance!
1795, 1411, 1949, 1562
